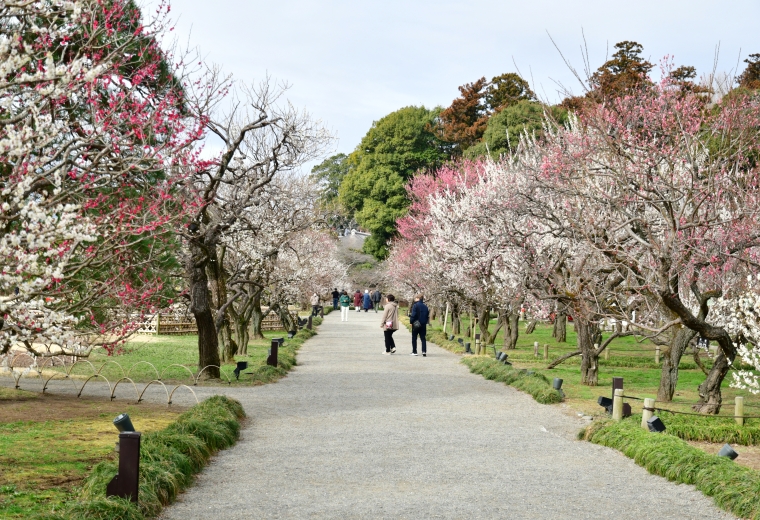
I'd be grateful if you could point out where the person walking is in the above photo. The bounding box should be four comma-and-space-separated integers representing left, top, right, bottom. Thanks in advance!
362, 290, 372, 312
310, 293, 320, 317
331, 288, 340, 311
353, 289, 362, 312
380, 294, 399, 354
339, 290, 351, 322
409, 294, 430, 356
371, 289, 382, 313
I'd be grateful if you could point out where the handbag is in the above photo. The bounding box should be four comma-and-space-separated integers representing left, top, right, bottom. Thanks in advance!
385, 320, 393, 328
412, 320, 422, 330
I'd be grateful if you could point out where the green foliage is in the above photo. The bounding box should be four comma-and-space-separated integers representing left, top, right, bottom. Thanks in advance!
462, 357, 564, 404
659, 414, 760, 445
583, 418, 760, 519
339, 106, 449, 259
71, 396, 245, 520
465, 101, 568, 159
738, 53, 760, 89
310, 153, 350, 203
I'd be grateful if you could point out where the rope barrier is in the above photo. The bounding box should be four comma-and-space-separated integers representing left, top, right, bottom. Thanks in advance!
621, 395, 644, 400
642, 406, 760, 420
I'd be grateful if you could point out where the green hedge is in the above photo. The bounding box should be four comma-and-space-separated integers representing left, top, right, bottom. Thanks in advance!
38, 396, 245, 520
582, 418, 760, 519
461, 357, 563, 404
657, 413, 760, 445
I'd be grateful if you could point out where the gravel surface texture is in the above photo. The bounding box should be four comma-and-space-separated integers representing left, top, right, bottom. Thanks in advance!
2, 311, 735, 519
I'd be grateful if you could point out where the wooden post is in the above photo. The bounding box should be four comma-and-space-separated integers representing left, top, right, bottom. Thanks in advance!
475, 334, 481, 356
533, 341, 539, 357
655, 346, 660, 364
155, 313, 161, 335
736, 396, 745, 427
612, 388, 624, 421
442, 303, 449, 335
604, 346, 609, 361
543, 343, 549, 360
641, 398, 655, 429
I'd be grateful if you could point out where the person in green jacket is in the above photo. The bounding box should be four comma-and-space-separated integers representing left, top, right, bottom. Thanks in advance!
339, 290, 351, 322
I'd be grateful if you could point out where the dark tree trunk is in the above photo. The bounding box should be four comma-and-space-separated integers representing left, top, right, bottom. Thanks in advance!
187, 240, 220, 379
206, 245, 233, 363
452, 305, 461, 335
575, 319, 602, 386
694, 351, 731, 414
276, 304, 296, 332
657, 328, 696, 402
553, 312, 567, 342
250, 292, 265, 340
504, 311, 519, 349
430, 306, 437, 323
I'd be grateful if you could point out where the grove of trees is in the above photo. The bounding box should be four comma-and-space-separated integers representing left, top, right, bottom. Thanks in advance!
0, 0, 347, 376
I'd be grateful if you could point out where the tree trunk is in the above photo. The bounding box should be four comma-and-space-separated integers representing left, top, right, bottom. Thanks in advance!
430, 306, 437, 323
504, 311, 519, 349
657, 328, 696, 402
250, 293, 265, 340
207, 245, 232, 363
525, 320, 537, 334
553, 312, 567, 342
452, 305, 461, 335
693, 351, 731, 414
276, 304, 296, 332
219, 322, 237, 363
575, 319, 601, 386
187, 240, 220, 379
233, 318, 249, 357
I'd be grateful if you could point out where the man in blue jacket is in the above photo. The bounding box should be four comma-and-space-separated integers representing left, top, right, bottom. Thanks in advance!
409, 294, 430, 356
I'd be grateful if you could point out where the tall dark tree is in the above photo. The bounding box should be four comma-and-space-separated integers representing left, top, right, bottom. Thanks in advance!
310, 153, 350, 203
737, 53, 760, 89
589, 41, 654, 98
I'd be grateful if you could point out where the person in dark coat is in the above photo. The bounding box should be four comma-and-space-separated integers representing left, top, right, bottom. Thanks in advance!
331, 288, 340, 310
362, 290, 373, 312
371, 289, 382, 313
353, 290, 362, 312
409, 294, 430, 356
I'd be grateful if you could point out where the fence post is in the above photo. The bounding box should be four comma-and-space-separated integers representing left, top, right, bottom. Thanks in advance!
475, 334, 481, 355
543, 344, 549, 360
641, 398, 655, 429
604, 346, 609, 361
736, 396, 745, 427
655, 346, 660, 364
443, 303, 449, 335
155, 313, 161, 335
612, 388, 624, 421
534, 341, 539, 357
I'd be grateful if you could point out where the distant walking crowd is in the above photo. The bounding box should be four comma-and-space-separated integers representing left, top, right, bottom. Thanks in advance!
321, 288, 430, 357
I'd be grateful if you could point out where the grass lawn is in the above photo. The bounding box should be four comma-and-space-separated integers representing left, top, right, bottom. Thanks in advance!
427, 317, 760, 418
0, 387, 182, 518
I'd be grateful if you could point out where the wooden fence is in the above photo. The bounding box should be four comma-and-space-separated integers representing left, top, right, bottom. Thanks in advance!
133, 309, 298, 335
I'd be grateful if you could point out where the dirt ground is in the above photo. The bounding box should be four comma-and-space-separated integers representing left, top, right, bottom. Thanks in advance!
687, 440, 760, 471
0, 389, 184, 423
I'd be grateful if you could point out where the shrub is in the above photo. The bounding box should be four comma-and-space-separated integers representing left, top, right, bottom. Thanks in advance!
67, 396, 245, 520
462, 357, 563, 404
582, 418, 760, 519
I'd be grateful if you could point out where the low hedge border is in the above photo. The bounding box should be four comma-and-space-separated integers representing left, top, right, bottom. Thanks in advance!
39, 395, 245, 520
245, 316, 321, 385
654, 413, 760, 446
400, 317, 562, 404
581, 417, 760, 519
462, 357, 564, 404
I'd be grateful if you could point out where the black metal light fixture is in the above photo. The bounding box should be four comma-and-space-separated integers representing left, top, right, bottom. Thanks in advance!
464, 342, 472, 354
717, 443, 738, 460
233, 361, 248, 380
113, 413, 135, 432
107, 414, 141, 503
647, 416, 666, 433
552, 378, 565, 398
598, 396, 614, 414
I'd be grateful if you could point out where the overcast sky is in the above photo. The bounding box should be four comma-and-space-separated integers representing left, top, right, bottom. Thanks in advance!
167, 0, 760, 170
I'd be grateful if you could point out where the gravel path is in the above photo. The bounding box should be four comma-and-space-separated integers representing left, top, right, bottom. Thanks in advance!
2, 310, 734, 519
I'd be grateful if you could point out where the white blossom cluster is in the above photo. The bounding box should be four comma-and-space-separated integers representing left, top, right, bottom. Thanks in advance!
712, 279, 760, 394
